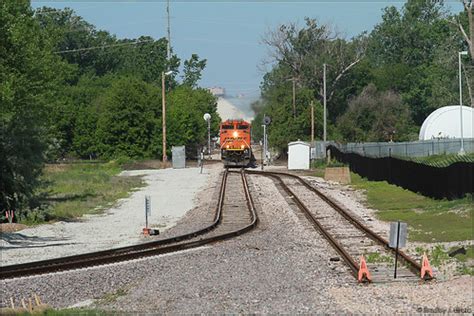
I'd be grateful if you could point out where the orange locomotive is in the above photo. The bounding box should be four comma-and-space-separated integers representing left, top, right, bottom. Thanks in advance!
219, 119, 253, 167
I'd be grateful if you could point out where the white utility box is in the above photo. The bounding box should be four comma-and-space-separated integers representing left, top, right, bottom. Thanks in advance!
172, 146, 186, 169
288, 141, 310, 170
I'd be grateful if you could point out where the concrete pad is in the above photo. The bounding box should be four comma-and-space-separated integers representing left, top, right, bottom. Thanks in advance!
324, 167, 351, 184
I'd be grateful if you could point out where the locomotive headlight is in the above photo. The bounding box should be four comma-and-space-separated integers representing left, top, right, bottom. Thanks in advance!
226, 145, 230, 149
240, 144, 245, 149
233, 131, 238, 138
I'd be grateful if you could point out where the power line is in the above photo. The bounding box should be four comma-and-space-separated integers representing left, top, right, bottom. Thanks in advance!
54, 39, 154, 54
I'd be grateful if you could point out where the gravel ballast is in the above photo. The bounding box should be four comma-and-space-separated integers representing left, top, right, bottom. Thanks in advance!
1, 168, 472, 313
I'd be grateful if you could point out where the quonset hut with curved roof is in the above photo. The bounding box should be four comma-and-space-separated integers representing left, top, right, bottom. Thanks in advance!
419, 105, 474, 140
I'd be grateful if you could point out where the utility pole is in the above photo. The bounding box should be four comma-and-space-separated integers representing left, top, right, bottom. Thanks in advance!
323, 63, 327, 143
311, 101, 314, 144
459, 51, 468, 155
292, 78, 296, 118
161, 70, 173, 162
166, 0, 171, 59
162, 72, 167, 161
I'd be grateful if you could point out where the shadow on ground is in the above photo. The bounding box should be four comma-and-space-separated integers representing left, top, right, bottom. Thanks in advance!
0, 233, 75, 250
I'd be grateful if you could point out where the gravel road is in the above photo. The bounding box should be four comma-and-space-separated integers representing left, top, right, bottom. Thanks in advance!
1, 168, 472, 314
1, 167, 216, 266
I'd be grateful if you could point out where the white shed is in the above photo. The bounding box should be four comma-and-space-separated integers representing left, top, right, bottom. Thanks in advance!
288, 141, 310, 170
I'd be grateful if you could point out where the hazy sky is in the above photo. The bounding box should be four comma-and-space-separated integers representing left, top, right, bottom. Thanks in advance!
32, 1, 462, 97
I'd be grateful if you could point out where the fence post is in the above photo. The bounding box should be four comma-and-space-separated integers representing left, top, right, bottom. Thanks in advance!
388, 148, 392, 182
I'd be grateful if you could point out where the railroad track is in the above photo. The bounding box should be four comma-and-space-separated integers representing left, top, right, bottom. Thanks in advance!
0, 169, 257, 280
248, 170, 428, 283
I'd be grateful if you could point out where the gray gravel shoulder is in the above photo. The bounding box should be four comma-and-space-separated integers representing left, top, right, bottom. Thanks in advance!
1, 168, 472, 314
1, 167, 214, 266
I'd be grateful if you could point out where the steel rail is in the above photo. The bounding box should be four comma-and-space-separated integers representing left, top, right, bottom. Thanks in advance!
248, 170, 425, 280
248, 171, 359, 277
1, 169, 258, 279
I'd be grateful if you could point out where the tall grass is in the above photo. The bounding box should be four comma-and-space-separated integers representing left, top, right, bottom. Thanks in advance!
25, 162, 144, 224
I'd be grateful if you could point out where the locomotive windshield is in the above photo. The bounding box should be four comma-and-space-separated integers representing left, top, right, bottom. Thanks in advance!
222, 125, 233, 129
237, 125, 248, 130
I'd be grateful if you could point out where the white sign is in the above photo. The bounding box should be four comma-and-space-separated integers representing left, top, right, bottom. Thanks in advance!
389, 222, 407, 248
145, 195, 151, 216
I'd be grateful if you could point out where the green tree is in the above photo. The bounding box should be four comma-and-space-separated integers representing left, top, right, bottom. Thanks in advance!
252, 84, 322, 153
337, 84, 416, 142
115, 36, 180, 84
167, 86, 219, 155
95, 76, 162, 159
34, 6, 119, 77
68, 74, 115, 158
182, 54, 207, 88
257, 18, 367, 152
0, 0, 68, 211
366, 0, 457, 124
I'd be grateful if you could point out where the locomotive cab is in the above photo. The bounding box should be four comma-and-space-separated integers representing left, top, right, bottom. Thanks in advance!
220, 120, 253, 167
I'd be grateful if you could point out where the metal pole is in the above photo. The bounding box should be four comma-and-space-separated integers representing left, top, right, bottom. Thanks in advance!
162, 72, 167, 161
200, 150, 204, 174
145, 196, 149, 229
459, 52, 465, 155
263, 125, 267, 161
394, 221, 400, 279
261, 125, 265, 171
166, 0, 171, 59
207, 119, 211, 157
323, 63, 327, 143
311, 100, 314, 144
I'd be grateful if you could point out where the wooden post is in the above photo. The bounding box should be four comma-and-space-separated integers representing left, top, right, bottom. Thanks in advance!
162, 71, 167, 162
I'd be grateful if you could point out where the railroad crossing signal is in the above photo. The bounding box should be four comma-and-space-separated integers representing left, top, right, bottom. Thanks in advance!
263, 116, 271, 125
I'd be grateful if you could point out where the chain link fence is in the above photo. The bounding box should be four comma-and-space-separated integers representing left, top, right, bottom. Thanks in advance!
312, 138, 474, 159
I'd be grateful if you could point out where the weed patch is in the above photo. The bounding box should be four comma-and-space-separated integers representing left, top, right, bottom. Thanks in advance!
415, 245, 474, 276
97, 288, 129, 305
365, 252, 393, 264
21, 162, 144, 224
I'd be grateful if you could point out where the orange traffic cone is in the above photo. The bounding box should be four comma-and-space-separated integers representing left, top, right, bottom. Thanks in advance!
358, 255, 372, 283
420, 253, 433, 280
